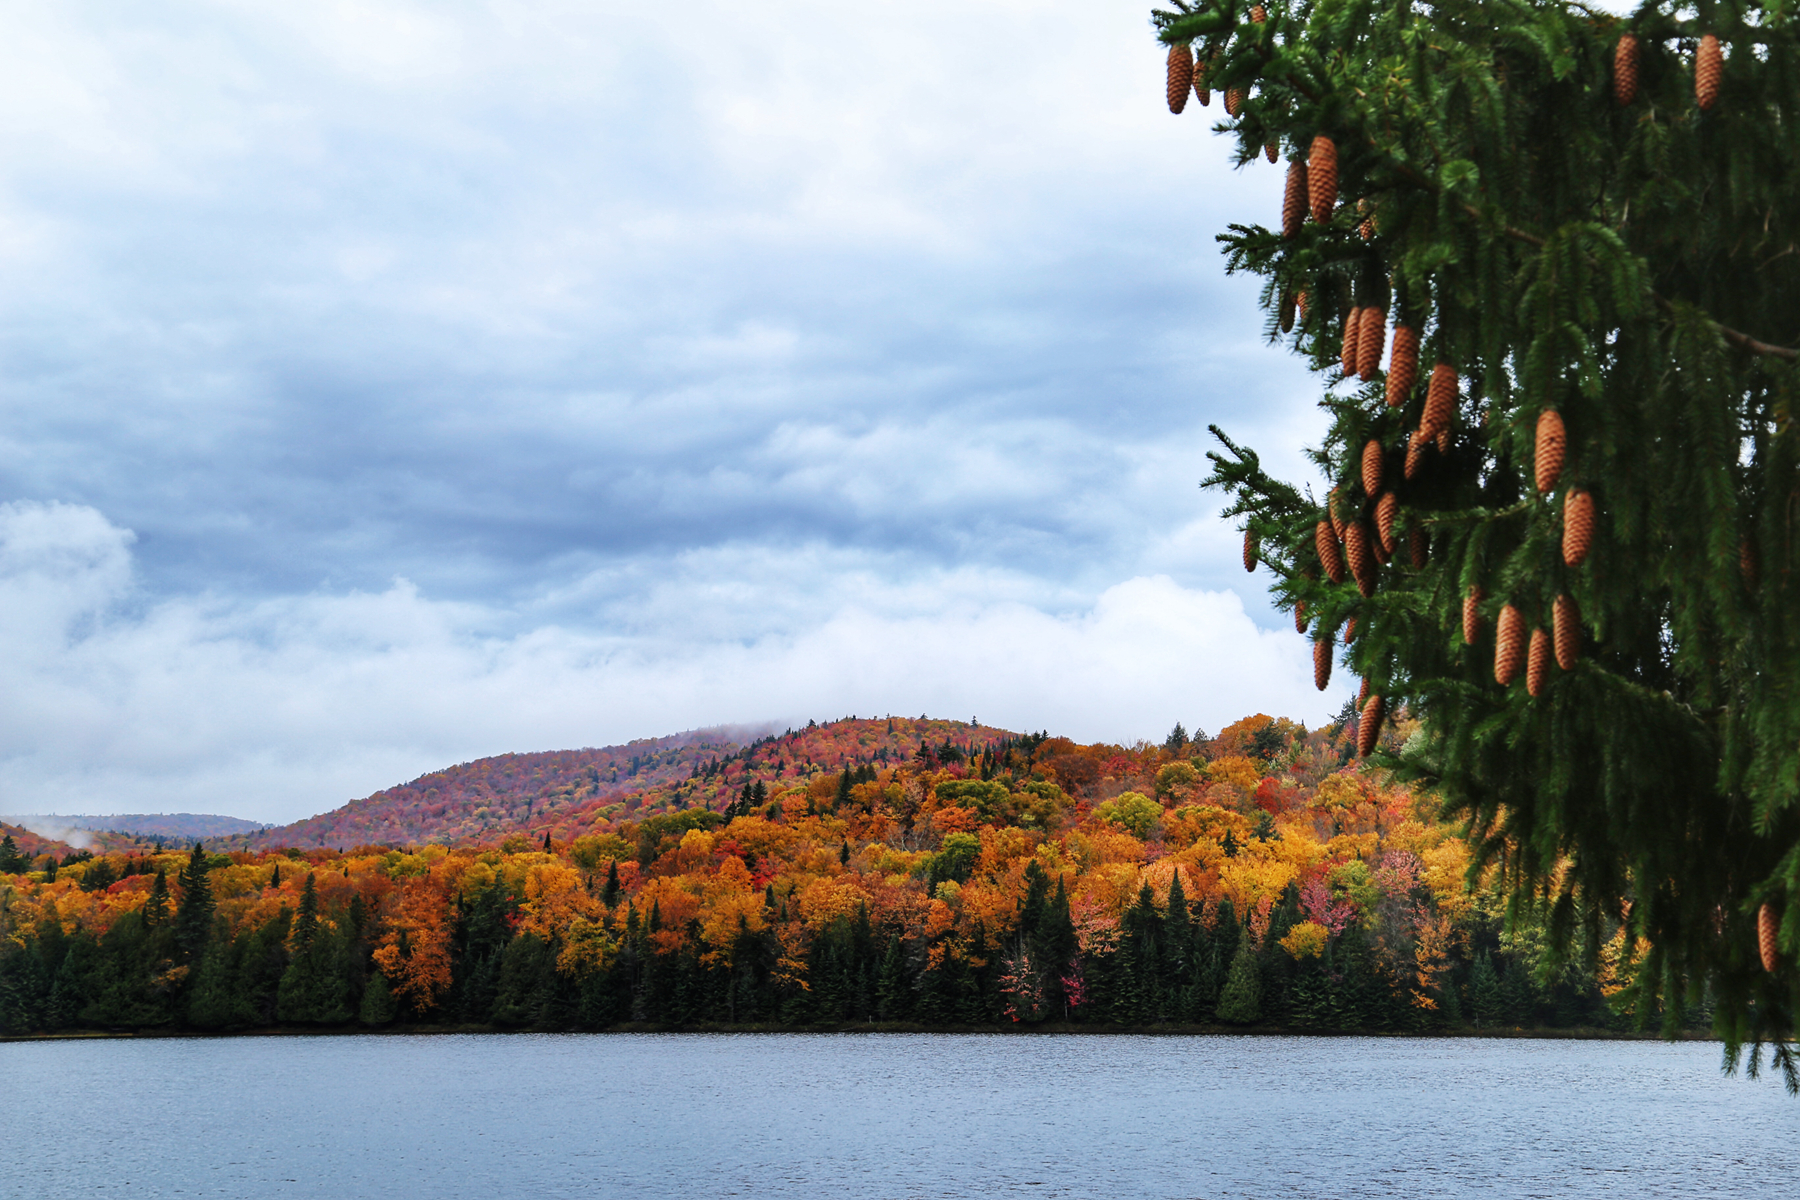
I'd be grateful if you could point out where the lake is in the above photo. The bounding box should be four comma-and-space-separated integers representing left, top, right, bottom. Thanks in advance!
1, 1033, 1792, 1197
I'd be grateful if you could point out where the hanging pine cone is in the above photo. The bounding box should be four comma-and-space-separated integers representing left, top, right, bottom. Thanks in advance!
1308, 136, 1338, 224
1357, 694, 1385, 758
1341, 308, 1362, 376
1495, 604, 1526, 686
1167, 44, 1194, 114
1527, 627, 1552, 697
1357, 307, 1385, 381
1243, 529, 1257, 573
1294, 599, 1307, 633
1697, 34, 1722, 111
1563, 489, 1596, 566
1314, 637, 1332, 691
1317, 520, 1346, 583
1357, 198, 1374, 240
1361, 439, 1384, 498
1463, 585, 1485, 646
1265, 142, 1278, 163
1376, 491, 1398, 554
1421, 363, 1457, 437
1357, 676, 1370, 709
1279, 289, 1296, 333
1385, 326, 1420, 408
1553, 593, 1579, 670
1409, 525, 1428, 569
1250, 4, 1267, 22
1297, 290, 1309, 321
1535, 409, 1567, 493
1615, 34, 1639, 106
1282, 160, 1308, 238
1195, 53, 1212, 106
1759, 903, 1781, 973
1328, 487, 1346, 541
1404, 428, 1427, 480
1225, 87, 1246, 117
1435, 425, 1450, 455
1346, 521, 1376, 597
1741, 537, 1760, 588
1343, 615, 1358, 644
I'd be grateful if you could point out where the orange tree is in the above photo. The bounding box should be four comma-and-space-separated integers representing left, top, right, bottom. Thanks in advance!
1155, 0, 1800, 1083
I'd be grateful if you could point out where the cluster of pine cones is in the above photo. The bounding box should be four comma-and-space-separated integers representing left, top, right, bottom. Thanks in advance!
1613, 31, 1727, 111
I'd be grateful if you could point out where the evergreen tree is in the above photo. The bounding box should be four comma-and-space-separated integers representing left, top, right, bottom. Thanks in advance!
0, 835, 27, 874
277, 874, 352, 1024
144, 869, 171, 928
173, 845, 214, 960
1157, 0, 1800, 1077
1215, 938, 1263, 1025
602, 861, 621, 908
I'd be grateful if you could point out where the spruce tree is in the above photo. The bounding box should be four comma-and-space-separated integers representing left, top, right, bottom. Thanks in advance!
1155, 0, 1800, 1082
173, 845, 215, 959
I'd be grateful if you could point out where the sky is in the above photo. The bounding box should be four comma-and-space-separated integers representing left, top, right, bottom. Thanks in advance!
0, 0, 1355, 825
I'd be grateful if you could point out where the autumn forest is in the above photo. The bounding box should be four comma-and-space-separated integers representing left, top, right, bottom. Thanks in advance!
0, 714, 1668, 1037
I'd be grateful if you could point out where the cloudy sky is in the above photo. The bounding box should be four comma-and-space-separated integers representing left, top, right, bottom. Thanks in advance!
0, 0, 1350, 825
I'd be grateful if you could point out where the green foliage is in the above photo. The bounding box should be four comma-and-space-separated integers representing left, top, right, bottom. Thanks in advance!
1214, 938, 1264, 1024
1162, 0, 1800, 1084
1096, 792, 1162, 838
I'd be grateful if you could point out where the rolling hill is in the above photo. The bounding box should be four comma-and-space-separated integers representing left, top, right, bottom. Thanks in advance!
227, 716, 1017, 850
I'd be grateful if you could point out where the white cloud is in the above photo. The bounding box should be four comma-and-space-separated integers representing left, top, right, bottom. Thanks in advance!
0, 501, 1341, 824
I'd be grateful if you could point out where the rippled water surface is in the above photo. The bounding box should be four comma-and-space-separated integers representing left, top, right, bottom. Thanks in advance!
2, 1033, 1792, 1198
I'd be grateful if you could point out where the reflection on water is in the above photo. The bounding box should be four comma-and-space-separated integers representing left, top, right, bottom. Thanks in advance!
1, 1033, 1790, 1198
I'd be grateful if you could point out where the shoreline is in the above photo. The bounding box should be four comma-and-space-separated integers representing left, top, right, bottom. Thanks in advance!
2, 1021, 1717, 1043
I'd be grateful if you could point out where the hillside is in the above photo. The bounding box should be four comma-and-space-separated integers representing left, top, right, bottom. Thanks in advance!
230, 717, 1013, 850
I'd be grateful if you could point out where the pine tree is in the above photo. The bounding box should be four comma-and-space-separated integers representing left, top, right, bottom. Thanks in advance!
1158, 0, 1800, 1083
1214, 938, 1262, 1025
173, 845, 215, 960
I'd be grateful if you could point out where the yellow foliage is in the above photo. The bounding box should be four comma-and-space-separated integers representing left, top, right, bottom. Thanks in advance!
1280, 921, 1329, 959
1207, 755, 1264, 792
795, 876, 871, 931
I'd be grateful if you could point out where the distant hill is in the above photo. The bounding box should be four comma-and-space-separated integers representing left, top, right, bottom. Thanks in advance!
1, 813, 268, 842
228, 716, 1017, 850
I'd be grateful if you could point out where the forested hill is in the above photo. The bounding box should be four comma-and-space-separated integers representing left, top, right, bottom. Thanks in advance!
2, 814, 267, 841
228, 717, 1013, 850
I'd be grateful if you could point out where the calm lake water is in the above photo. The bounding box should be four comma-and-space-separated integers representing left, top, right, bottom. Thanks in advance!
1, 1033, 1793, 1198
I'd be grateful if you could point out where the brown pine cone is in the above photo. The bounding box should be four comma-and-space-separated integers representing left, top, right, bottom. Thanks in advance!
1535, 409, 1567, 493
1317, 519, 1346, 583
1527, 627, 1552, 697
1279, 289, 1296, 333
1225, 87, 1246, 117
1357, 694, 1385, 758
1376, 491, 1399, 554
1435, 425, 1450, 454
1195, 53, 1213, 106
1314, 637, 1332, 691
1697, 34, 1722, 112
1343, 615, 1358, 644
1615, 34, 1639, 106
1341, 307, 1362, 376
1357, 307, 1385, 381
1297, 290, 1309, 321
1409, 525, 1428, 569
1250, 4, 1267, 22
1759, 903, 1781, 974
1385, 326, 1420, 408
1463, 585, 1485, 646
1265, 142, 1278, 163
1404, 428, 1427, 480
1346, 521, 1376, 597
1741, 537, 1760, 588
1421, 363, 1457, 436
1294, 600, 1307, 633
1563, 489, 1596, 566
1357, 198, 1374, 240
1553, 594, 1579, 671
1361, 439, 1384, 498
1357, 677, 1370, 709
1495, 604, 1526, 685
1282, 160, 1308, 238
1167, 44, 1194, 114
1243, 529, 1257, 573
1328, 487, 1346, 541
1308, 136, 1338, 225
